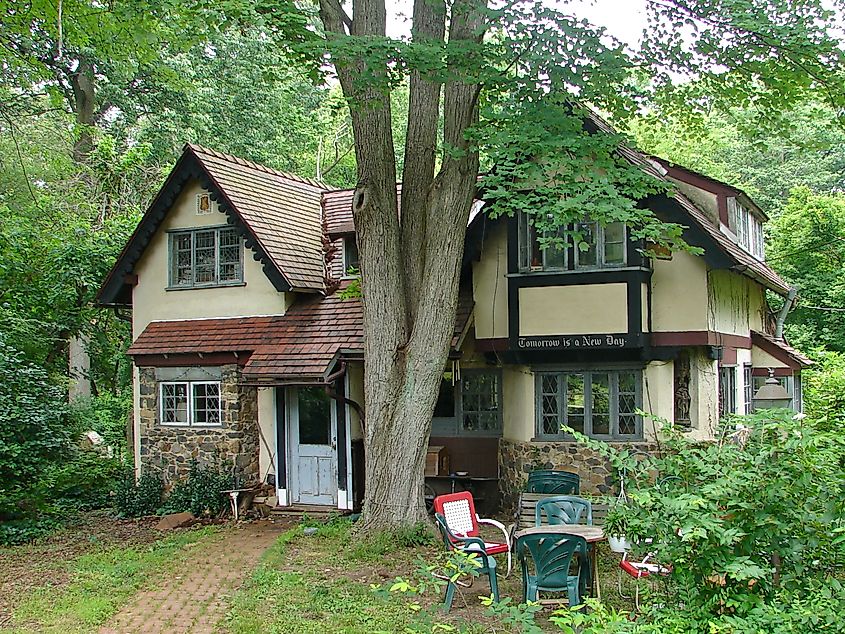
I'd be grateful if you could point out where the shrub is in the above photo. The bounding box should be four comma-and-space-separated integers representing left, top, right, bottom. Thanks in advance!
159, 461, 235, 517
43, 448, 123, 511
67, 393, 132, 450
0, 336, 69, 522
570, 410, 845, 632
114, 469, 164, 517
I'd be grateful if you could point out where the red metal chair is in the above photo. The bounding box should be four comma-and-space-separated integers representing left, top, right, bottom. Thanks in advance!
433, 491, 512, 576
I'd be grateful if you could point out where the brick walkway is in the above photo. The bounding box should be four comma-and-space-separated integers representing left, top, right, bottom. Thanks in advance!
100, 521, 283, 634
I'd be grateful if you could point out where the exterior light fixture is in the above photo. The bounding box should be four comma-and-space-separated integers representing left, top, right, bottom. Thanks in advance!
752, 368, 792, 411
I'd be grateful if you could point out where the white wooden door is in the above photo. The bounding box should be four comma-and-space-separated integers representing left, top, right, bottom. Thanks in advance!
289, 387, 337, 506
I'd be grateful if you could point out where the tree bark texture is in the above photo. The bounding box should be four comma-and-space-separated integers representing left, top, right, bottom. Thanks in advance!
319, 0, 486, 533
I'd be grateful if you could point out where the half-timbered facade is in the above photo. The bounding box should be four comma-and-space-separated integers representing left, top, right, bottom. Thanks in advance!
99, 142, 810, 513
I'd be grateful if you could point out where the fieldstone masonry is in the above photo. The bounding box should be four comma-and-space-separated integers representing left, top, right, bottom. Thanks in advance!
498, 438, 659, 514
138, 364, 260, 484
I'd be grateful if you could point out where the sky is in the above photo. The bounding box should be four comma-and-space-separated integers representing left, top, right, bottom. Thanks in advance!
386, 0, 650, 46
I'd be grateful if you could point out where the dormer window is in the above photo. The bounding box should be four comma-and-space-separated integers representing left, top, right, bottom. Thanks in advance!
343, 236, 360, 276
728, 198, 764, 260
573, 219, 626, 268
168, 226, 243, 288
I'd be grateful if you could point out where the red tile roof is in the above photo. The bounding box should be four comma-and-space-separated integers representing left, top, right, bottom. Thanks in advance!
751, 331, 813, 369
129, 286, 475, 382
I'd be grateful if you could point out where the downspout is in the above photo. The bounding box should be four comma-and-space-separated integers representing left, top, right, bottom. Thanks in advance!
774, 287, 798, 340
324, 362, 366, 428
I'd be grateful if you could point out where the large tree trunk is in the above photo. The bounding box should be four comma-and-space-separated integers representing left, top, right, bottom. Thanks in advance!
320, 0, 485, 533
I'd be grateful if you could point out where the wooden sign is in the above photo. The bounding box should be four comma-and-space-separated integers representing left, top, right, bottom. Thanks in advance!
516, 334, 636, 350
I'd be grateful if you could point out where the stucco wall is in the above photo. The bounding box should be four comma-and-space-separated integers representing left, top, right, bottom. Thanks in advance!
518, 284, 628, 336
472, 221, 509, 340
137, 364, 260, 484
132, 180, 289, 338
708, 270, 766, 336
651, 250, 710, 332
502, 365, 534, 442
673, 181, 719, 223
751, 345, 790, 369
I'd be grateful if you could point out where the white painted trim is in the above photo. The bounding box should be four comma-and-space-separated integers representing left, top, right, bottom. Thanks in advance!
337, 490, 349, 511
277, 488, 289, 507
344, 373, 354, 511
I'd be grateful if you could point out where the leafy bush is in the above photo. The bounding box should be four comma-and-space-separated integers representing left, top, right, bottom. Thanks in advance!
570, 410, 845, 632
43, 448, 123, 511
802, 349, 845, 432
113, 469, 164, 517
159, 461, 234, 517
67, 393, 132, 450
0, 336, 69, 522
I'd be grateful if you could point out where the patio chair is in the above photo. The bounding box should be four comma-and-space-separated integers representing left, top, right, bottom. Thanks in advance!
434, 512, 500, 610
433, 491, 511, 576
525, 470, 580, 495
515, 532, 589, 605
535, 495, 594, 526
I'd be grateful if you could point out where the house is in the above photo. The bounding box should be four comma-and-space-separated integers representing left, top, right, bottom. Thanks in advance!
98, 142, 811, 514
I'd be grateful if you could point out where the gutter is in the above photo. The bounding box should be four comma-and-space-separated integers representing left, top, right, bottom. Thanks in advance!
775, 287, 798, 340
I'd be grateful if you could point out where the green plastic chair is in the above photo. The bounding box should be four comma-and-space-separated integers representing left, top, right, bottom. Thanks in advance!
433, 513, 500, 610
526, 470, 580, 495
535, 495, 593, 526
516, 532, 589, 605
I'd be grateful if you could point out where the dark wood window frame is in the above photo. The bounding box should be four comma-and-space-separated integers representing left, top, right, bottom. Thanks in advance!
167, 225, 244, 289
534, 368, 643, 441
431, 369, 503, 437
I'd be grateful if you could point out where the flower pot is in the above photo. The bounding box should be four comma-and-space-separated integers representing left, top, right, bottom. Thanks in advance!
608, 534, 632, 553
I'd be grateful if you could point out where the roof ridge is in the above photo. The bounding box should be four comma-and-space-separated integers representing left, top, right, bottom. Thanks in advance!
185, 143, 330, 191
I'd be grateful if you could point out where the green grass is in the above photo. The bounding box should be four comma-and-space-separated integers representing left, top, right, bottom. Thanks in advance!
7, 526, 219, 633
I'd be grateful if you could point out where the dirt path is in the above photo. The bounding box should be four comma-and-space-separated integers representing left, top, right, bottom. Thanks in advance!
100, 521, 283, 634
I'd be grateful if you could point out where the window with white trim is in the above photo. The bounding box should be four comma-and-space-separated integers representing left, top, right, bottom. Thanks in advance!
718, 366, 737, 417
743, 364, 753, 414
728, 198, 764, 260
168, 226, 243, 288
752, 374, 801, 412
160, 381, 222, 426
536, 369, 641, 439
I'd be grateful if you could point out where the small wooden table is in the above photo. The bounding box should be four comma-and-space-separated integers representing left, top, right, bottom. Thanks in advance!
513, 524, 606, 600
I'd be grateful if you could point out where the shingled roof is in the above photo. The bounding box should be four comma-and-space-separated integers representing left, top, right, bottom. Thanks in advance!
586, 114, 791, 295
98, 144, 329, 306
751, 331, 814, 369
129, 287, 475, 382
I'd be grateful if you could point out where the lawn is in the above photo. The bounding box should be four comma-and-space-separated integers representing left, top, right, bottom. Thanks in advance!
0, 512, 222, 633
222, 517, 640, 634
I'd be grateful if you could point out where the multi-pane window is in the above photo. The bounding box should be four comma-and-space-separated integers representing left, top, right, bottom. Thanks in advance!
537, 370, 641, 439
743, 364, 753, 414
518, 212, 568, 271
728, 198, 764, 260
431, 370, 502, 436
718, 366, 737, 418
517, 212, 627, 272
751, 374, 801, 411
461, 371, 501, 433
160, 381, 222, 427
169, 227, 243, 288
574, 220, 626, 268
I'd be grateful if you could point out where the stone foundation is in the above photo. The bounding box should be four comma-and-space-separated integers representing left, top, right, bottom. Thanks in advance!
498, 438, 659, 514
137, 364, 259, 484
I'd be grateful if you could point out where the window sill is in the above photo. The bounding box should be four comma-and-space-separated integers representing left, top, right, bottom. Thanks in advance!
507, 266, 649, 277
531, 436, 644, 443
166, 282, 246, 291
159, 423, 224, 429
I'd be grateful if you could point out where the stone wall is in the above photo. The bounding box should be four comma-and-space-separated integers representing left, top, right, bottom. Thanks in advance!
137, 364, 260, 485
498, 438, 659, 514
